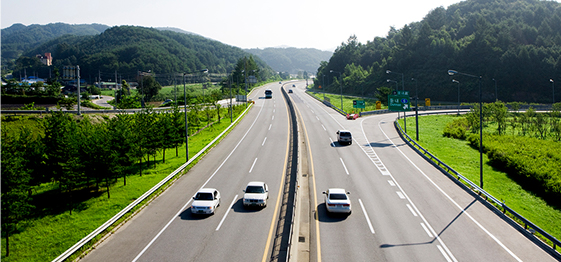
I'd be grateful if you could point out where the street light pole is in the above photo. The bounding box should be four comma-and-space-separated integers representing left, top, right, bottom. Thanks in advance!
551, 79, 555, 104
330, 70, 343, 112
412, 78, 419, 141
493, 78, 497, 101
448, 69, 483, 189
183, 73, 188, 162
452, 79, 460, 115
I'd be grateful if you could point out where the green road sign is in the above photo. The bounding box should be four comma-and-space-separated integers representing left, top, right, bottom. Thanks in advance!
353, 100, 365, 109
388, 94, 411, 111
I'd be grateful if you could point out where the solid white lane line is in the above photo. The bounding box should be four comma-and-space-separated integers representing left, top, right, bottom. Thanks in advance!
132, 103, 265, 262
406, 204, 418, 216
216, 195, 238, 231
359, 199, 375, 234
378, 120, 522, 262
262, 137, 267, 146
353, 119, 457, 262
340, 158, 349, 175
388, 180, 396, 186
269, 124, 272, 130
421, 223, 434, 238
322, 124, 326, 131
249, 158, 258, 173
396, 191, 405, 199
437, 245, 453, 262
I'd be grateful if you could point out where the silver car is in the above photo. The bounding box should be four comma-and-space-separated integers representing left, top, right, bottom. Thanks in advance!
336, 130, 352, 145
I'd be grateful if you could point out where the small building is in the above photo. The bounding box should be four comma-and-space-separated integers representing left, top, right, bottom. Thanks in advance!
36, 53, 52, 66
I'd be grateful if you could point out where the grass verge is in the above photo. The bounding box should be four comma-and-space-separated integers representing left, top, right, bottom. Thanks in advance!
0, 104, 251, 262
306, 90, 386, 113
398, 114, 561, 242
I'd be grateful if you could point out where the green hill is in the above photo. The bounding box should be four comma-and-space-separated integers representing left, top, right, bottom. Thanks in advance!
315, 0, 561, 103
11, 25, 274, 83
1, 23, 109, 66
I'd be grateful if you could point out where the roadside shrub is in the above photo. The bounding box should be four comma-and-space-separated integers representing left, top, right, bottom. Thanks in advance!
470, 134, 561, 204
443, 117, 469, 139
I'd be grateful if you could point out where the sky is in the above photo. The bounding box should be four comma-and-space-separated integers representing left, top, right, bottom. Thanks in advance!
1, 0, 551, 51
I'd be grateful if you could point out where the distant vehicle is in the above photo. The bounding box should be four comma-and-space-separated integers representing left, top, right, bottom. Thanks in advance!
288, 89, 293, 93
191, 188, 221, 215
265, 89, 273, 99
323, 188, 351, 214
243, 181, 269, 207
161, 99, 173, 106
292, 84, 296, 87
336, 130, 352, 145
279, 82, 282, 84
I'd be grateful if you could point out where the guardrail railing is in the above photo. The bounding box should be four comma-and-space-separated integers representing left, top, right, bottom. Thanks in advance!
51, 104, 253, 262
394, 113, 560, 259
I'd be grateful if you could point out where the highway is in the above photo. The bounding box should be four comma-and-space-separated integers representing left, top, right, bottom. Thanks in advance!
80, 82, 290, 262
79, 80, 557, 262
289, 81, 556, 262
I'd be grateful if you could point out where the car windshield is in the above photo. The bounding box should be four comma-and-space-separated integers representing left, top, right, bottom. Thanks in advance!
195, 192, 213, 200
340, 132, 351, 137
329, 193, 347, 200
246, 186, 265, 193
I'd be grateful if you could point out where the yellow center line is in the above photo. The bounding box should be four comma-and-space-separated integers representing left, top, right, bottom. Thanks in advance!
293, 100, 322, 262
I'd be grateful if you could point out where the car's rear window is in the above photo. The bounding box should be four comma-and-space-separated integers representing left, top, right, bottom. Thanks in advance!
329, 193, 347, 200
265, 90, 272, 94
195, 193, 213, 200
340, 132, 351, 137
246, 186, 265, 193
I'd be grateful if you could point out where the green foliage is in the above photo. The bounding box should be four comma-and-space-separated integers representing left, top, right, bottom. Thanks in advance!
483, 135, 561, 205
443, 117, 469, 139
313, 0, 561, 103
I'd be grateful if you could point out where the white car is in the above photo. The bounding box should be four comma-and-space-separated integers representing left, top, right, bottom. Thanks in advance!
323, 188, 351, 214
191, 188, 220, 215
336, 130, 352, 145
243, 181, 269, 207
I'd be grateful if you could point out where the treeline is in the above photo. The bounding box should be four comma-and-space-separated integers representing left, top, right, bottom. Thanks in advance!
314, 0, 561, 104
442, 102, 561, 205
10, 26, 275, 86
0, 103, 248, 253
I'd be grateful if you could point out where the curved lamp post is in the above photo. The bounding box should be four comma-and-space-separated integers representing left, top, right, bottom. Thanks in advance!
412, 78, 419, 141
330, 70, 343, 111
386, 70, 404, 90
452, 79, 460, 115
551, 79, 555, 104
387, 79, 398, 91
448, 69, 483, 189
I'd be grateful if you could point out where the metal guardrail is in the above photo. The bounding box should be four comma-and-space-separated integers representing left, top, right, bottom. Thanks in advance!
394, 113, 561, 258
51, 103, 253, 262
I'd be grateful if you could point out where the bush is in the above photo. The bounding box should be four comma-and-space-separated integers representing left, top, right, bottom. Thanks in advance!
443, 117, 469, 139
469, 134, 561, 204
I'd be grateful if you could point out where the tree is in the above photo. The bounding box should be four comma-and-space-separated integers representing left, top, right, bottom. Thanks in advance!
139, 75, 162, 102
1, 128, 35, 257
376, 86, 392, 106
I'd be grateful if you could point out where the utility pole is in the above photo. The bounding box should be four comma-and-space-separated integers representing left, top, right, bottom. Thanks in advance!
77, 66, 81, 115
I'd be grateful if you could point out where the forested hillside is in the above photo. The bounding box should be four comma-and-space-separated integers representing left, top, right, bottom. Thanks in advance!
315, 0, 561, 103
14, 26, 275, 84
1, 23, 109, 67
246, 47, 333, 74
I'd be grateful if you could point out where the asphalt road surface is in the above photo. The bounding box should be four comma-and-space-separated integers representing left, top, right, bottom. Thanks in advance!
80, 82, 290, 262
288, 82, 556, 262
80, 80, 557, 262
